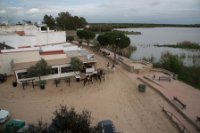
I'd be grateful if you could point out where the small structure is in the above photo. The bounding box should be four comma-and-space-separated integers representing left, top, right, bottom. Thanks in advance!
138, 84, 146, 92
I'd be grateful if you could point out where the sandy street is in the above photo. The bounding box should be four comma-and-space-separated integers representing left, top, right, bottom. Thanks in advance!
0, 52, 178, 133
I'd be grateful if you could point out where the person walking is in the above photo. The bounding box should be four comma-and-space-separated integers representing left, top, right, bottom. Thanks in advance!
112, 64, 116, 72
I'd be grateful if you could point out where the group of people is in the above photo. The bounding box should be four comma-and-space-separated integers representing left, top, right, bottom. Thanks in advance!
82, 69, 105, 86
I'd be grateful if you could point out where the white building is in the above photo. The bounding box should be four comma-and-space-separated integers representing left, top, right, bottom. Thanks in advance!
0, 25, 66, 48
0, 43, 96, 83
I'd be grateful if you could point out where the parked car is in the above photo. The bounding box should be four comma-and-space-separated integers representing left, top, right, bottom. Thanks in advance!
0, 109, 10, 124
5, 119, 25, 133
98, 120, 116, 133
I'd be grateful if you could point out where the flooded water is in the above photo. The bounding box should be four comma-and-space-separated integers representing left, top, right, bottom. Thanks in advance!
117, 27, 200, 66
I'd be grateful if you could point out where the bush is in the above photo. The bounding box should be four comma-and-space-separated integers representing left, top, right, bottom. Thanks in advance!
70, 57, 83, 71
154, 52, 200, 89
39, 80, 46, 86
66, 36, 74, 42
158, 52, 183, 74
23, 105, 99, 133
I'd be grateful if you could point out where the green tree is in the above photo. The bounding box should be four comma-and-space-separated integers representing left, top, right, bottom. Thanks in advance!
70, 57, 83, 72
56, 12, 71, 30
77, 30, 95, 45
27, 58, 51, 80
66, 35, 74, 42
56, 12, 87, 30
43, 14, 56, 30
97, 31, 130, 65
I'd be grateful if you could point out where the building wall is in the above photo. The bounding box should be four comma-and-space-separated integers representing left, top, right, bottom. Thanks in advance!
0, 50, 40, 75
36, 32, 66, 45
0, 25, 38, 35
0, 34, 37, 48
41, 54, 67, 60
15, 64, 79, 83
0, 31, 66, 48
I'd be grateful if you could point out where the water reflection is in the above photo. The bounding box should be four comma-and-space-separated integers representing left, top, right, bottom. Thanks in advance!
116, 27, 200, 66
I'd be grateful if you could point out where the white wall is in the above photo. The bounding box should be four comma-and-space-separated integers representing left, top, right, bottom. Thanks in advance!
15, 65, 79, 83
0, 31, 66, 48
0, 25, 38, 35
41, 54, 67, 60
36, 32, 66, 45
0, 50, 40, 75
0, 34, 37, 48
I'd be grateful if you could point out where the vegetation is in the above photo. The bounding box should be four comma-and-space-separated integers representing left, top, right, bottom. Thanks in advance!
70, 57, 83, 72
154, 41, 200, 50
154, 52, 200, 89
27, 58, 51, 80
141, 56, 155, 63
42, 11, 87, 30
87, 23, 200, 33
66, 35, 74, 42
42, 15, 56, 30
77, 30, 95, 45
56, 12, 87, 30
118, 45, 137, 58
97, 31, 130, 64
88, 25, 112, 32
89, 23, 200, 29
23, 105, 99, 133
113, 30, 141, 35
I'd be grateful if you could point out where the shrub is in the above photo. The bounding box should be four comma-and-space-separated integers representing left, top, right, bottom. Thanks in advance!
66, 36, 74, 42
24, 105, 99, 133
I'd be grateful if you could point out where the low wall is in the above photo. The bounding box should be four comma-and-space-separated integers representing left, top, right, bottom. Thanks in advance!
138, 77, 200, 132
118, 56, 153, 74
17, 71, 79, 83
150, 68, 177, 79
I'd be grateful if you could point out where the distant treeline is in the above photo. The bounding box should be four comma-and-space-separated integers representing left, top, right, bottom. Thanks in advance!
88, 23, 200, 32
113, 30, 141, 35
154, 41, 200, 50
89, 23, 200, 28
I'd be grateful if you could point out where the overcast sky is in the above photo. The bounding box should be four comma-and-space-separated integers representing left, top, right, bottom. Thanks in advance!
0, 0, 200, 24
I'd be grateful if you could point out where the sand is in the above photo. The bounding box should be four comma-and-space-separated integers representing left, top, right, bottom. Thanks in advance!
0, 51, 179, 133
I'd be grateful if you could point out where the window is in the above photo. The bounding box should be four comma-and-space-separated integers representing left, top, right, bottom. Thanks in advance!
61, 66, 73, 73
51, 68, 58, 74
17, 72, 28, 79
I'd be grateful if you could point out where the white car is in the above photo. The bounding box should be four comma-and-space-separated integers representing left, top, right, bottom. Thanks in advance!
0, 109, 10, 124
